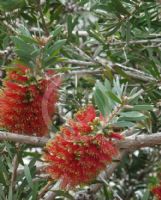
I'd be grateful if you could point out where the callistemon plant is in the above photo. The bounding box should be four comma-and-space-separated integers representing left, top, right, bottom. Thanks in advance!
43, 105, 123, 189
0, 64, 60, 136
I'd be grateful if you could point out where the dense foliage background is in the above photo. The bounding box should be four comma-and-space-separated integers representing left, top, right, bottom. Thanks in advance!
0, 0, 161, 199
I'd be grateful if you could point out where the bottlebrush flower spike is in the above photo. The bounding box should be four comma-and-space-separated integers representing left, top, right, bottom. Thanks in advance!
0, 64, 60, 136
152, 184, 161, 200
44, 133, 118, 189
43, 105, 122, 189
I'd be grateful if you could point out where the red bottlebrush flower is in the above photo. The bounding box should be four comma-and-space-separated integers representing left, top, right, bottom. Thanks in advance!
109, 132, 124, 140
0, 65, 60, 136
68, 120, 93, 134
152, 184, 161, 200
68, 105, 97, 134
75, 105, 96, 123
43, 105, 124, 189
43, 133, 118, 189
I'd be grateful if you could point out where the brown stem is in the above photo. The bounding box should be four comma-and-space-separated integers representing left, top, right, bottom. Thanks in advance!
2, 130, 161, 150
37, 181, 53, 199
0, 131, 48, 146
62, 59, 155, 82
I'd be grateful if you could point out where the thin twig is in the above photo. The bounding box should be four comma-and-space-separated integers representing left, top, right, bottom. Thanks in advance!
63, 59, 95, 66
37, 181, 53, 199
43, 186, 57, 200
2, 21, 18, 34
108, 38, 161, 46
65, 69, 102, 77
0, 47, 155, 82
63, 58, 155, 82
71, 31, 161, 43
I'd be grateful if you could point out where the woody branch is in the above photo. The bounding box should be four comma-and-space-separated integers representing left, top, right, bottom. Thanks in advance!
1, 130, 161, 149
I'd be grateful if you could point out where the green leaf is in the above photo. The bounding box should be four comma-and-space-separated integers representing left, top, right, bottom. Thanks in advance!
102, 185, 113, 199
0, 0, 24, 11
94, 79, 126, 116
51, 26, 63, 38
19, 35, 38, 45
129, 89, 143, 102
94, 88, 107, 116
24, 165, 33, 189
111, 0, 130, 16
149, 176, 158, 186
8, 186, 13, 200
120, 111, 146, 121
120, 111, 145, 118
133, 105, 153, 111
113, 77, 125, 97
88, 29, 105, 43
67, 15, 73, 37
108, 91, 122, 104
142, 190, 150, 200
104, 79, 111, 91
114, 121, 135, 128
18, 25, 31, 37
0, 158, 8, 186
52, 39, 66, 51
126, 21, 131, 43
105, 22, 121, 37
12, 36, 39, 64
32, 183, 38, 200
67, 15, 79, 39
114, 67, 130, 80
0, 185, 5, 199
94, 80, 114, 115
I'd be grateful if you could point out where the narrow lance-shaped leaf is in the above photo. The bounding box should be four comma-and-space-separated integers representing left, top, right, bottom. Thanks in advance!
24, 165, 33, 189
